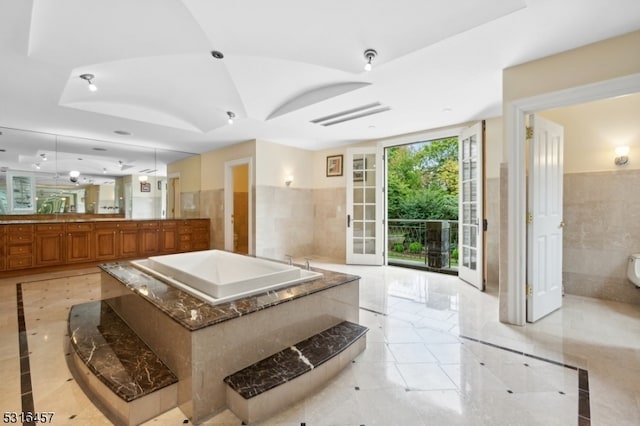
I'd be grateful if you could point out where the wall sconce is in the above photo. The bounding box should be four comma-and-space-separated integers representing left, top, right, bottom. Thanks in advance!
614, 146, 630, 166
285, 175, 294, 187
138, 175, 148, 182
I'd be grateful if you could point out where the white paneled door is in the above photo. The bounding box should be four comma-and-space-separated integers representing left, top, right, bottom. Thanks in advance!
458, 122, 484, 290
527, 115, 564, 322
346, 147, 383, 265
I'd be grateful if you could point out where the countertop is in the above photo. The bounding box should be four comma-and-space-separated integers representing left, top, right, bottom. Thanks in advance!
0, 218, 208, 224
99, 261, 360, 331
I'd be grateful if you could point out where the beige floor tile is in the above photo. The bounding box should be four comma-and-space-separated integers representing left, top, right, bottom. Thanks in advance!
0, 262, 637, 425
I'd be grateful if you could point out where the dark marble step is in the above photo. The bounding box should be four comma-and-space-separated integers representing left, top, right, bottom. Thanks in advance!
68, 300, 178, 402
224, 321, 368, 399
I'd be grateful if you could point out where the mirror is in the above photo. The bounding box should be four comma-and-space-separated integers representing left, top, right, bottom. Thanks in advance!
0, 127, 198, 218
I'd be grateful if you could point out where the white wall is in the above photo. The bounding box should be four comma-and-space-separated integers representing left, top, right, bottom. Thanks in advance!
256, 140, 314, 188
539, 93, 640, 173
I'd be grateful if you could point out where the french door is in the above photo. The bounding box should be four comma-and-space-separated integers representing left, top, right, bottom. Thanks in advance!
346, 147, 384, 265
458, 122, 484, 289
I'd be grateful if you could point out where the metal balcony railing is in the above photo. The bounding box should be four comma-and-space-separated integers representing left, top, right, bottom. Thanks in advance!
387, 219, 459, 273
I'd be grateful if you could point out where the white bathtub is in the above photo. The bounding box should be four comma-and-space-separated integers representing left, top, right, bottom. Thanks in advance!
131, 250, 323, 305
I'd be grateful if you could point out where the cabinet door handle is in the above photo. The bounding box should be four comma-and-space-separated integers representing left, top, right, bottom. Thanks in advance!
347, 214, 351, 228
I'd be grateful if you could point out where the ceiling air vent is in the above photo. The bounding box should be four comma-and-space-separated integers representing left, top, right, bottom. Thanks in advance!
311, 102, 391, 127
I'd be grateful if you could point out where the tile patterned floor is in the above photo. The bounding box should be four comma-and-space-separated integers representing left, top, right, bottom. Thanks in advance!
1, 262, 639, 425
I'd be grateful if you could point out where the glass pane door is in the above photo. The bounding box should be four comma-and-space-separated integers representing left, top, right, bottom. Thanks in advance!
346, 148, 383, 265
458, 122, 483, 289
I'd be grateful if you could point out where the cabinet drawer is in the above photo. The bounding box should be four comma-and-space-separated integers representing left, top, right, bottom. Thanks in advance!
8, 233, 33, 243
140, 221, 160, 228
179, 234, 192, 242
192, 241, 209, 250
8, 244, 33, 256
118, 222, 139, 230
7, 256, 32, 269
36, 224, 65, 232
193, 232, 209, 242
95, 222, 119, 230
66, 223, 94, 232
7, 224, 34, 234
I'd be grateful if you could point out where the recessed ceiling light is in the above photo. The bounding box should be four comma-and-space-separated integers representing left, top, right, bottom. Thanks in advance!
442, 107, 453, 113
114, 130, 131, 136
211, 50, 224, 59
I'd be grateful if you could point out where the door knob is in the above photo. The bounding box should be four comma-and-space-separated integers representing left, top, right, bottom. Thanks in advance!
559, 221, 565, 228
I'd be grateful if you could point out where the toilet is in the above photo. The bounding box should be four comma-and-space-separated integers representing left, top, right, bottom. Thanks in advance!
627, 254, 640, 288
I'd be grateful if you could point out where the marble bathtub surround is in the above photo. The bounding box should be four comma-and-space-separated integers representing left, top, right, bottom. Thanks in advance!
99, 261, 362, 423
99, 262, 359, 330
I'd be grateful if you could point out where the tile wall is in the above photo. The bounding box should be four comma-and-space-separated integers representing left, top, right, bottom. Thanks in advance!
312, 187, 347, 261
199, 188, 223, 248
563, 169, 640, 305
255, 186, 314, 261
486, 177, 500, 290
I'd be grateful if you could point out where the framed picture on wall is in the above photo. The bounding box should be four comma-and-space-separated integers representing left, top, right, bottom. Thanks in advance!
326, 154, 343, 177
140, 182, 151, 192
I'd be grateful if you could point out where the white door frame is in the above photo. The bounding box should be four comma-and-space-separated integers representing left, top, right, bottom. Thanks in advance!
224, 157, 253, 255
506, 73, 640, 326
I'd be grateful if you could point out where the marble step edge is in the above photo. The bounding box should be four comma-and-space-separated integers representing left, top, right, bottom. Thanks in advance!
67, 300, 178, 402
224, 320, 368, 399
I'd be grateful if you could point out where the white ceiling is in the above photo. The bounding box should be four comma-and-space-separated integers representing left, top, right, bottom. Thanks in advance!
1, 0, 640, 162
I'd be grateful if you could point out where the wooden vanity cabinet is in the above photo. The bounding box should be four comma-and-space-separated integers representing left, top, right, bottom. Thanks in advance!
139, 221, 160, 256
118, 222, 140, 258
0, 227, 5, 271
6, 224, 35, 270
35, 223, 94, 265
178, 220, 193, 252
191, 219, 210, 251
160, 221, 179, 253
35, 223, 65, 266
65, 223, 94, 263
94, 222, 119, 260
1, 218, 210, 275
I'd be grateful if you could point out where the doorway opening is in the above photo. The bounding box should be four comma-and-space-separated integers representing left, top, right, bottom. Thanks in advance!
224, 158, 253, 255
167, 174, 180, 219
505, 73, 640, 325
385, 136, 459, 274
